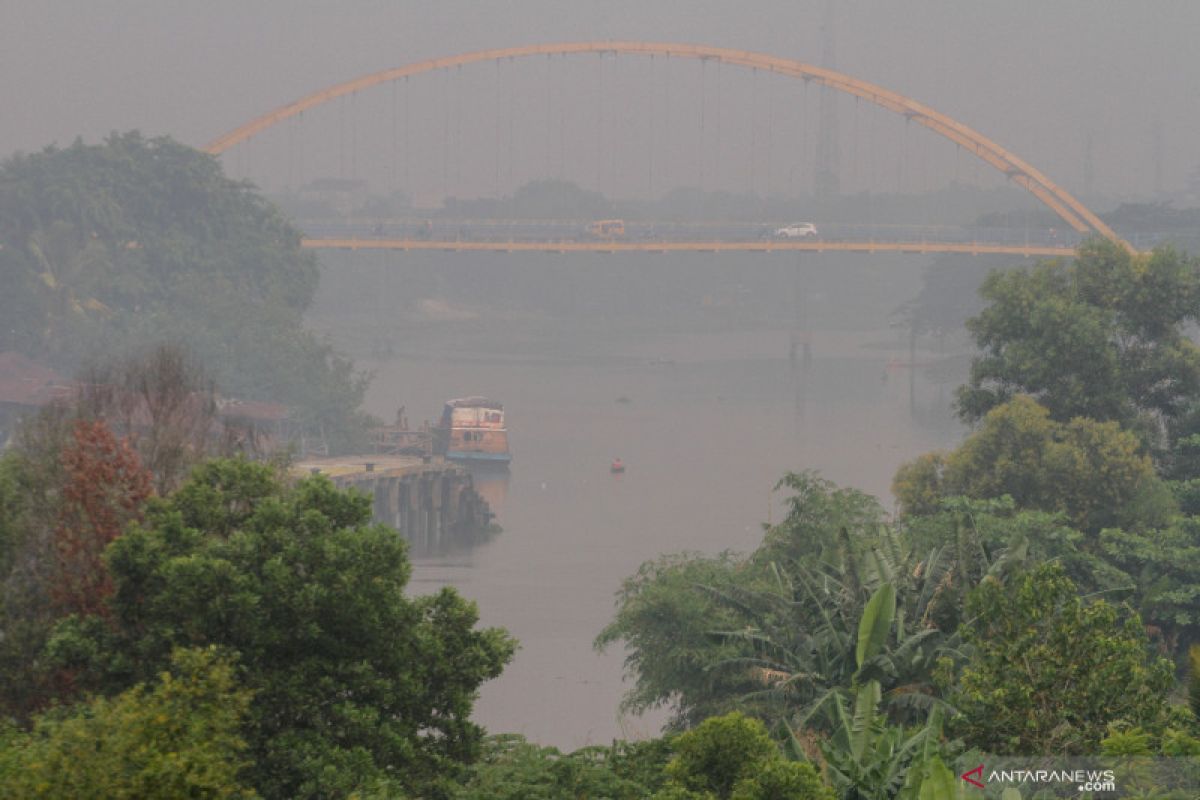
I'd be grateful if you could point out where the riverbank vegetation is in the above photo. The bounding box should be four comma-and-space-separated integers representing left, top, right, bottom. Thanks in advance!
595, 239, 1200, 797
3, 134, 1200, 796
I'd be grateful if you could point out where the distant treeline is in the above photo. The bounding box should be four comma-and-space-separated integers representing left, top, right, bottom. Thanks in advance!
0, 132, 372, 452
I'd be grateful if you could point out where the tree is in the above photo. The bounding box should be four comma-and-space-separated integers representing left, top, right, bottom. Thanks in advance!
452, 735, 670, 800
0, 646, 256, 798
956, 239, 1200, 453
1192, 645, 1200, 721
0, 441, 63, 721
77, 344, 222, 494
1, 411, 158, 719
1099, 521, 1200, 658
894, 396, 1174, 534
654, 712, 832, 800
0, 132, 371, 451
597, 474, 965, 735
595, 549, 756, 730
953, 563, 1174, 755
596, 474, 893, 730
898, 475, 1200, 663
0, 454, 29, 588
507, 179, 612, 219
45, 459, 516, 799
51, 418, 151, 617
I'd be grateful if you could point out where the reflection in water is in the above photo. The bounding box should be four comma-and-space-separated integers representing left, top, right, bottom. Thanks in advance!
401, 465, 508, 559
468, 464, 510, 523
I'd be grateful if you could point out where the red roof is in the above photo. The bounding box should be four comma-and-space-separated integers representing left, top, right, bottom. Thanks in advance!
0, 352, 72, 407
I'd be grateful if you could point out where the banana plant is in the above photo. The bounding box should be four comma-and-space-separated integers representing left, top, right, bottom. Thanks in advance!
905, 757, 1023, 800
792, 585, 949, 800
814, 679, 948, 800
705, 554, 961, 731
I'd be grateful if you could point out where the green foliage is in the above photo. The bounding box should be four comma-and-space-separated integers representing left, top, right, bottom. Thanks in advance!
0, 132, 371, 451
1099, 521, 1200, 655
815, 681, 949, 800
907, 757, 975, 800
953, 563, 1174, 755
956, 239, 1200, 451
1099, 724, 1200, 798
595, 549, 755, 729
657, 712, 832, 800
597, 474, 962, 734
44, 458, 515, 799
898, 468, 1200, 662
891, 454, 946, 519
0, 448, 61, 720
453, 735, 669, 800
760, 472, 888, 565
856, 584, 896, 672
0, 646, 256, 798
1168, 476, 1200, 515
895, 396, 1174, 534
1100, 726, 1155, 757
728, 760, 833, 800
0, 453, 28, 580
1191, 645, 1200, 721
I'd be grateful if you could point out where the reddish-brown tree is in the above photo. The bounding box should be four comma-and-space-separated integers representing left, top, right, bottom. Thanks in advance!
52, 419, 152, 617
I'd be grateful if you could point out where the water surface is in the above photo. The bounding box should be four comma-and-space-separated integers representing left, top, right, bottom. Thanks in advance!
358, 325, 963, 746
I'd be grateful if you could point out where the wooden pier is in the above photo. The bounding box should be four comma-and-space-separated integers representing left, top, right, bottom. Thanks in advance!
296, 455, 492, 553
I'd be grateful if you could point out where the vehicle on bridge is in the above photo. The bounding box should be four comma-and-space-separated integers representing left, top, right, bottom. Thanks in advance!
774, 222, 819, 239
587, 219, 625, 239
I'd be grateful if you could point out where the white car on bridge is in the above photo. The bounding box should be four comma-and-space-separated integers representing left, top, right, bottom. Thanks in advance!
773, 222, 819, 239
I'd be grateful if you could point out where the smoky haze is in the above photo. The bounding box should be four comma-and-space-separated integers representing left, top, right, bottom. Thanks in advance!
5, 0, 1200, 752
3, 0, 1199, 206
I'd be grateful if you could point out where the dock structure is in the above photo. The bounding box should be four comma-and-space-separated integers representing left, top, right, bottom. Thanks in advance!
295, 455, 492, 553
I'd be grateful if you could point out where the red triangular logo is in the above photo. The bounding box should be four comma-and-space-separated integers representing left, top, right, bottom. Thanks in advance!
961, 764, 985, 788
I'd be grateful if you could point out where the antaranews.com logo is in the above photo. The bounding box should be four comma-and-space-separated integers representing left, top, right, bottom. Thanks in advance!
954, 755, 1200, 797
960, 763, 1116, 794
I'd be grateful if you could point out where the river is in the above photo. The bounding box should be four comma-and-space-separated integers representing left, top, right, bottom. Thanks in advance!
313, 250, 969, 748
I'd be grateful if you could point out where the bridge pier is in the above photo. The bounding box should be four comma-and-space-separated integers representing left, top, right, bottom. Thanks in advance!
297, 457, 493, 555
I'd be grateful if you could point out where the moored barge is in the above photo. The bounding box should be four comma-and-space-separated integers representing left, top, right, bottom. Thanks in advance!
436, 397, 511, 464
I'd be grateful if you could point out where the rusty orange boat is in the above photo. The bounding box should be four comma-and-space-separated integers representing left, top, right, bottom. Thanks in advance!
436, 397, 511, 465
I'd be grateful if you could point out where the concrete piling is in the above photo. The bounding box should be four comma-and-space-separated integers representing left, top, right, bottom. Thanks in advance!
295, 456, 493, 554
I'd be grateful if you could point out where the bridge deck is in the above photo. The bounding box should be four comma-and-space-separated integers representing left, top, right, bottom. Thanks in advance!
302, 238, 1079, 258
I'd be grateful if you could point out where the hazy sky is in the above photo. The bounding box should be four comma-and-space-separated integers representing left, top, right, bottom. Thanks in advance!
4, 1, 1198, 205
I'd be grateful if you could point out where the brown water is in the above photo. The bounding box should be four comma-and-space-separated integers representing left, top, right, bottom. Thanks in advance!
356, 323, 965, 747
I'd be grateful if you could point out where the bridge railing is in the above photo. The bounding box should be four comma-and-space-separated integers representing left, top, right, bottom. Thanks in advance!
294, 218, 1089, 249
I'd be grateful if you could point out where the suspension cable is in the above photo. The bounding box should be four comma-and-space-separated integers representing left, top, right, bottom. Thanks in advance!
648, 54, 656, 198
700, 58, 707, 190
494, 59, 501, 198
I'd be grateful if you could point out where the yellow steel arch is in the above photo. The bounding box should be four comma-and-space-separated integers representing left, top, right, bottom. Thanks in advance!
205, 41, 1119, 242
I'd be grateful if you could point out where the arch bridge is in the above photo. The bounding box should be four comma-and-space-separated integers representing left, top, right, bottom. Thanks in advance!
206, 41, 1121, 252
